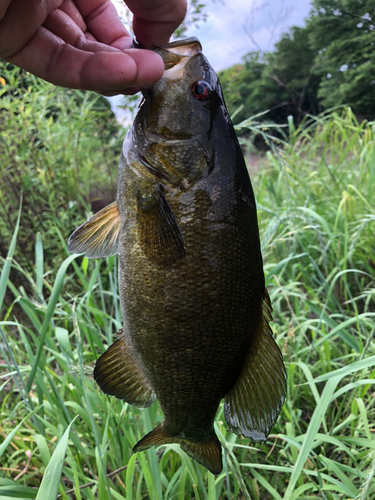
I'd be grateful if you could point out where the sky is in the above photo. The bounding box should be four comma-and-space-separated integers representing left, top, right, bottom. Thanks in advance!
184, 0, 313, 71
109, 0, 313, 123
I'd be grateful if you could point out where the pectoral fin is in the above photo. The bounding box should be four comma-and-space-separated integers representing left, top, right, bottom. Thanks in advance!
68, 202, 121, 258
94, 331, 155, 408
137, 184, 186, 265
224, 290, 287, 442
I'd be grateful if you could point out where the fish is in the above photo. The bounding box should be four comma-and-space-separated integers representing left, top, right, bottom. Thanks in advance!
68, 37, 287, 475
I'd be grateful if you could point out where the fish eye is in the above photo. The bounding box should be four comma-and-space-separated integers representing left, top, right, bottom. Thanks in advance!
191, 81, 212, 101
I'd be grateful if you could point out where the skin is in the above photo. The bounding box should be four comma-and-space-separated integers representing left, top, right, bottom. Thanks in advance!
0, 0, 187, 95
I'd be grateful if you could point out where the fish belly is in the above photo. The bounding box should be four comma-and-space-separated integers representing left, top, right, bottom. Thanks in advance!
118, 188, 263, 440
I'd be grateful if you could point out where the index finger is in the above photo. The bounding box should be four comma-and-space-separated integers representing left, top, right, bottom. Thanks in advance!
73, 0, 132, 50
6, 26, 164, 92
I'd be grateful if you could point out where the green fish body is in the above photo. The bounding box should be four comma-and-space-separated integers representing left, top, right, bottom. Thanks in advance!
68, 38, 286, 475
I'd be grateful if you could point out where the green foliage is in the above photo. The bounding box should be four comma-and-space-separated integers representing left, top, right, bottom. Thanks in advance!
35, 417, 77, 500
307, 0, 375, 116
0, 61, 123, 284
175, 0, 208, 37
220, 0, 375, 127
266, 27, 322, 121
1, 109, 374, 498
219, 52, 283, 126
219, 26, 323, 129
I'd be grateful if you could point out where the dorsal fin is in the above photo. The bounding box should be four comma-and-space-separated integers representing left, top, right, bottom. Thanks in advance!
68, 202, 121, 258
224, 289, 287, 441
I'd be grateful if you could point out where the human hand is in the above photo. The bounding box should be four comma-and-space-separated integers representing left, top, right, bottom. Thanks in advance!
0, 0, 187, 95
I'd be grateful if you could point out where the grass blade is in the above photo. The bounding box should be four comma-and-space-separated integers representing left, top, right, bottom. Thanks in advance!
35, 416, 78, 500
27, 253, 81, 391
356, 452, 375, 500
283, 376, 341, 499
0, 198, 21, 315
35, 232, 44, 295
0, 407, 40, 459
313, 355, 375, 383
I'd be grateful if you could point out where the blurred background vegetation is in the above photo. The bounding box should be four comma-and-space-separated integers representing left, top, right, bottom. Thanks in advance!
1, 0, 375, 499
219, 0, 375, 128
0, 63, 123, 288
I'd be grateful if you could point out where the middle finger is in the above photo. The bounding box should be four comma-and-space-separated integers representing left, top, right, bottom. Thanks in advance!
74, 0, 132, 50
43, 8, 121, 52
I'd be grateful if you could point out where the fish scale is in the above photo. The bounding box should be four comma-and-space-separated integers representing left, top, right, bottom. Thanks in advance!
68, 37, 287, 475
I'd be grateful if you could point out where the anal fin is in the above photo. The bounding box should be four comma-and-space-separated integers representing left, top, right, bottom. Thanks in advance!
133, 424, 223, 475
94, 331, 155, 408
224, 289, 287, 442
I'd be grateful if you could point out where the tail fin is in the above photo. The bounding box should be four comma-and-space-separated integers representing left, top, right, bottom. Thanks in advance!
180, 435, 222, 475
133, 423, 222, 474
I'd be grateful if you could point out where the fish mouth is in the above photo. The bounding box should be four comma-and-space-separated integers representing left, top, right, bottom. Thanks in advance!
155, 38, 202, 81
133, 37, 202, 80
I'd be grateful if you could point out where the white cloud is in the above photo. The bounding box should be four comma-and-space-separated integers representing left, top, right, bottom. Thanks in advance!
108, 0, 312, 121
185, 0, 312, 71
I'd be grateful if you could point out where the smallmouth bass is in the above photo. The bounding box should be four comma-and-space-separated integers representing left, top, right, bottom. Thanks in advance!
68, 37, 286, 475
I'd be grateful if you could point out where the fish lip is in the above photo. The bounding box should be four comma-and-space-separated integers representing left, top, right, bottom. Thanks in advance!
155, 38, 202, 79
155, 38, 202, 62
132, 36, 202, 53
133, 37, 202, 76
162, 51, 201, 81
157, 37, 202, 52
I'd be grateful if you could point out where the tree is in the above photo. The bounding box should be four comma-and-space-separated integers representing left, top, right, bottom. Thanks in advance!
219, 0, 375, 127
219, 26, 323, 127
218, 52, 283, 125
265, 26, 322, 122
307, 0, 375, 117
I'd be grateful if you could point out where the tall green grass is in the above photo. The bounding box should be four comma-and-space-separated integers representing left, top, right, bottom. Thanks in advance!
0, 64, 123, 280
1, 109, 374, 499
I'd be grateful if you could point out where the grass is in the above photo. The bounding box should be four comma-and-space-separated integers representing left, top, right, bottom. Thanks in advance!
0, 108, 375, 499
0, 63, 123, 280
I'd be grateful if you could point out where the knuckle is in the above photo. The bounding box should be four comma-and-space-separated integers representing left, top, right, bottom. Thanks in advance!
0, 0, 51, 58
44, 40, 68, 82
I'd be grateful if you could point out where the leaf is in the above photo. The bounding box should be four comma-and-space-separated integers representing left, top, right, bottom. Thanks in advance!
55, 327, 74, 359
0, 485, 38, 498
35, 416, 78, 500
27, 254, 81, 391
0, 199, 21, 316
35, 232, 44, 295
313, 355, 375, 383
283, 376, 341, 500
0, 407, 39, 460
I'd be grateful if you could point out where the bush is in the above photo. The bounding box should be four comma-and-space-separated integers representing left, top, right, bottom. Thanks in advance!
0, 63, 124, 288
